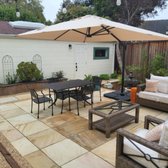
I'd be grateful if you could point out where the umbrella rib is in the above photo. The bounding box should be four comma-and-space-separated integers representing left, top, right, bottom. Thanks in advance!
101, 25, 122, 43
54, 30, 70, 40
72, 29, 87, 36
91, 28, 108, 36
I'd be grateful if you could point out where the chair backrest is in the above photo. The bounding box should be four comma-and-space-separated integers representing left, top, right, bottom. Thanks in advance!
30, 89, 38, 99
92, 76, 102, 85
92, 76, 102, 90
81, 84, 94, 95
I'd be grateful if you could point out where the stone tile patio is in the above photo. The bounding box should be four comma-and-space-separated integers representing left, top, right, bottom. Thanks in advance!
0, 88, 167, 168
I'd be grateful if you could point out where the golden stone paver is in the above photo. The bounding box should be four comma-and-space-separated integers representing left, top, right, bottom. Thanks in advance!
42, 139, 88, 166
0, 89, 168, 168
28, 128, 65, 149
25, 150, 60, 168
11, 137, 39, 156
62, 152, 114, 168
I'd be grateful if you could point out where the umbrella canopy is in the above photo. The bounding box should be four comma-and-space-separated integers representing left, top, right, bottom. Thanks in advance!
18, 15, 168, 42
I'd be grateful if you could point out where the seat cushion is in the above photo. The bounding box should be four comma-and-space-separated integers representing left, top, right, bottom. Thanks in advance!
138, 91, 168, 104
123, 129, 166, 168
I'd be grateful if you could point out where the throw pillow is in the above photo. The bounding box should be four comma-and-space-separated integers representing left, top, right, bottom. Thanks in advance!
159, 121, 168, 147
157, 80, 168, 94
145, 79, 159, 92
158, 121, 168, 166
150, 74, 168, 80
145, 123, 164, 141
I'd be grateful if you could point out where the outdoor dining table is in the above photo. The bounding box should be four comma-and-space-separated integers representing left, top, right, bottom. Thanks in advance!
45, 79, 91, 112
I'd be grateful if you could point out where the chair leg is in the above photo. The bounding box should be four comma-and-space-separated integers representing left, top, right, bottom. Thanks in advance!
91, 95, 93, 108
61, 100, 64, 114
100, 90, 102, 101
31, 100, 33, 113
77, 100, 79, 115
51, 100, 53, 116
43, 102, 45, 110
37, 104, 40, 119
68, 96, 71, 111
84, 98, 86, 107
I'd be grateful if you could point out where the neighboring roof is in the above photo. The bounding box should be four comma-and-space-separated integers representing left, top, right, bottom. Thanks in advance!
9, 21, 45, 29
0, 21, 45, 35
140, 20, 168, 35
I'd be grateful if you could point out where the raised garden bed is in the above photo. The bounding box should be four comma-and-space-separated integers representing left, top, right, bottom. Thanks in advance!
0, 78, 67, 96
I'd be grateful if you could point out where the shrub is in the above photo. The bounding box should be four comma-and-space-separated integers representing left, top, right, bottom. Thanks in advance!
6, 73, 18, 84
99, 74, 110, 80
55, 71, 64, 79
16, 62, 43, 82
110, 72, 118, 79
84, 74, 92, 81
150, 54, 168, 76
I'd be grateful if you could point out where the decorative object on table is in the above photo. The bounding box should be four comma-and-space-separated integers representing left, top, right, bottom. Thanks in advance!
130, 87, 138, 103
124, 71, 139, 88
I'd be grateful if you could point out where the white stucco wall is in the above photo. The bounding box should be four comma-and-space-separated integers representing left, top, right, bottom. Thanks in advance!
0, 37, 115, 83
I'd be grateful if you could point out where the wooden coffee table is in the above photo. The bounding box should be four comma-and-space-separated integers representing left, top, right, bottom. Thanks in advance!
88, 100, 139, 138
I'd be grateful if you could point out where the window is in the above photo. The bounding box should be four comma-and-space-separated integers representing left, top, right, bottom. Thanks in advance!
93, 47, 109, 60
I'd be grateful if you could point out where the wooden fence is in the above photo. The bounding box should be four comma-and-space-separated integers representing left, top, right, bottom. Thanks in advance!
115, 41, 168, 81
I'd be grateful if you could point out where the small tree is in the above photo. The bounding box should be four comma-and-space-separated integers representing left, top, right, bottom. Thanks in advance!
16, 62, 43, 82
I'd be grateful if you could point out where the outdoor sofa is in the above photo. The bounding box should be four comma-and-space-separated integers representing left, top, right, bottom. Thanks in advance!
137, 74, 168, 112
116, 115, 168, 168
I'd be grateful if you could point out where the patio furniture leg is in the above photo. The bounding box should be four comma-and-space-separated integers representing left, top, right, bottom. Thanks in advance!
31, 100, 33, 113
43, 102, 45, 110
77, 99, 79, 115
61, 100, 64, 114
135, 106, 139, 123
51, 100, 53, 116
105, 117, 111, 138
68, 96, 71, 111
88, 111, 93, 130
99, 90, 102, 101
37, 104, 40, 119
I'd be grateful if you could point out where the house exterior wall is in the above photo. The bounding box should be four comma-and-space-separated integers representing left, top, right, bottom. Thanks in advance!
0, 37, 115, 83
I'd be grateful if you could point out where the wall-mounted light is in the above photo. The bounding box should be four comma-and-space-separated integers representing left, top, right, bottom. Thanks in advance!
68, 44, 72, 49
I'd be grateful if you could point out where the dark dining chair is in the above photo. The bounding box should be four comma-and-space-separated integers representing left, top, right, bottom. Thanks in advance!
55, 90, 70, 114
30, 89, 53, 118
92, 76, 102, 101
70, 84, 94, 115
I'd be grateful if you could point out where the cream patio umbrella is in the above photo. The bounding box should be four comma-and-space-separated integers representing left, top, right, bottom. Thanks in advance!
18, 15, 168, 100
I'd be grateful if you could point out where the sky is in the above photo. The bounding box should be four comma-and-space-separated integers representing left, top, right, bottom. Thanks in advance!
41, 0, 168, 22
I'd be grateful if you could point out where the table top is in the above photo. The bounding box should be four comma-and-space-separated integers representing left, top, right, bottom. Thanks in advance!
89, 100, 139, 117
46, 79, 91, 91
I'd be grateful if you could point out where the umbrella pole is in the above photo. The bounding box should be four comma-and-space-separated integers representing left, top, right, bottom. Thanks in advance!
120, 43, 126, 95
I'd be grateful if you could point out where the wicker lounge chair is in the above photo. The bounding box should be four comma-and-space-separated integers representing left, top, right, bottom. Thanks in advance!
116, 115, 168, 168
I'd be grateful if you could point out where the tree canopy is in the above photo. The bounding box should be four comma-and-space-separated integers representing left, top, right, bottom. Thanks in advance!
56, 0, 167, 26
0, 0, 46, 23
